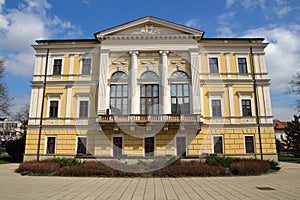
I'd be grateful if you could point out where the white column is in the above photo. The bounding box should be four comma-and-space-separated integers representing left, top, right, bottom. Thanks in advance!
69, 55, 74, 80
190, 49, 201, 114
263, 85, 273, 123
129, 51, 139, 114
159, 50, 171, 114
65, 86, 72, 124
226, 53, 231, 78
97, 49, 109, 115
257, 85, 265, 123
228, 84, 235, 123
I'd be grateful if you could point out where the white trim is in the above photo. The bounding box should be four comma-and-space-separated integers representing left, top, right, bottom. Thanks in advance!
239, 97, 254, 118
212, 135, 224, 154
228, 85, 235, 123
76, 136, 88, 155
143, 136, 156, 157
111, 134, 124, 157
45, 136, 57, 155
69, 55, 74, 80
226, 53, 231, 78
244, 135, 255, 154
175, 135, 188, 156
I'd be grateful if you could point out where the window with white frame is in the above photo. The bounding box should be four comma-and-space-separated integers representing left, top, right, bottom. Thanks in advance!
79, 101, 89, 118
245, 135, 255, 153
211, 99, 222, 117
242, 99, 252, 117
76, 95, 90, 118
238, 92, 253, 118
53, 59, 62, 75
208, 92, 224, 118
209, 57, 219, 74
213, 135, 223, 154
81, 58, 91, 75
49, 101, 59, 118
77, 136, 87, 155
46, 136, 56, 154
238, 57, 248, 74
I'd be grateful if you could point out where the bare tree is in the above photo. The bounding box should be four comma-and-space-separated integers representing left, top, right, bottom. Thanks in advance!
0, 60, 14, 116
288, 72, 300, 113
14, 104, 30, 134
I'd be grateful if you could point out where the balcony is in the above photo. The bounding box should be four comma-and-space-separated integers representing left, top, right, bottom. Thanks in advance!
98, 114, 202, 131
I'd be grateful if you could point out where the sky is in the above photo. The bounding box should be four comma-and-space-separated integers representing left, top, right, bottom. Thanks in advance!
0, 0, 299, 121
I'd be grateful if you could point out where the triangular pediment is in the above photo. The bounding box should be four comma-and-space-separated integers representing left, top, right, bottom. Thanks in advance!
94, 16, 204, 41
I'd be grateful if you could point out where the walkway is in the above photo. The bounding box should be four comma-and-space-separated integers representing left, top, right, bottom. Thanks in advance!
0, 162, 299, 199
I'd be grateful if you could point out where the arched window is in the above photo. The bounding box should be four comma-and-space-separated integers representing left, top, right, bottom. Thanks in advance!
170, 71, 190, 114
111, 71, 128, 79
171, 71, 188, 79
141, 71, 159, 79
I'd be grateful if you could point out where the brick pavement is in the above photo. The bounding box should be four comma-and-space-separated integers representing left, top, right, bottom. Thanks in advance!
0, 162, 299, 199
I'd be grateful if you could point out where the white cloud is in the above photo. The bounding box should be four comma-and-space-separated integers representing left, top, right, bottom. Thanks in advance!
185, 19, 203, 30
0, 0, 82, 76
243, 26, 300, 92
217, 12, 236, 37
226, 0, 235, 8
242, 0, 266, 10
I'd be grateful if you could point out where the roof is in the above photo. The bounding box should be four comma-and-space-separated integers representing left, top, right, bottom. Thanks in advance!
273, 121, 289, 129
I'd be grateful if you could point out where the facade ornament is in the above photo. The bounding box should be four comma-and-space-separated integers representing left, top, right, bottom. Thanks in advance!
131, 25, 161, 35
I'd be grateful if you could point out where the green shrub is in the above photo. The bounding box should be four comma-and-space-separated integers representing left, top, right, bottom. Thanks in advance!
206, 156, 240, 168
44, 158, 83, 167
229, 160, 270, 175
17, 161, 59, 175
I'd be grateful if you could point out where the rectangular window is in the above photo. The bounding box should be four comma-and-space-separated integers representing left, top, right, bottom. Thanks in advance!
213, 136, 223, 154
238, 58, 248, 73
79, 101, 88, 118
209, 57, 219, 73
113, 137, 123, 157
53, 59, 62, 75
245, 136, 255, 153
77, 137, 87, 154
82, 58, 91, 75
144, 137, 155, 157
171, 84, 190, 114
140, 84, 159, 114
212, 100, 222, 117
242, 99, 252, 117
176, 136, 187, 157
110, 84, 128, 114
49, 101, 58, 118
46, 137, 56, 154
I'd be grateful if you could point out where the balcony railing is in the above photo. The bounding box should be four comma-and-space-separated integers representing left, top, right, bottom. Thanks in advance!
98, 114, 202, 123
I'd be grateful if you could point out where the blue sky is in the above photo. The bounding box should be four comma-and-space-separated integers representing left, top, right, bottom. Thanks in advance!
0, 0, 299, 120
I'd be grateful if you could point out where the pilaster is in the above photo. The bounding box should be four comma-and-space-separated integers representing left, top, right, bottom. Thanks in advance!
190, 49, 201, 114
97, 49, 109, 115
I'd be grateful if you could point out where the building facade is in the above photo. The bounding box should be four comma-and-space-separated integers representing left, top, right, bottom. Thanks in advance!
24, 16, 277, 161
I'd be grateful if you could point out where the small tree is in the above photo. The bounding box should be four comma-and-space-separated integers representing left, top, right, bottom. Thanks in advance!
281, 115, 300, 157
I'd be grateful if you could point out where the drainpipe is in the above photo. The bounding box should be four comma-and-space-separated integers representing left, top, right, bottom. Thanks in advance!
250, 46, 263, 160
37, 48, 49, 161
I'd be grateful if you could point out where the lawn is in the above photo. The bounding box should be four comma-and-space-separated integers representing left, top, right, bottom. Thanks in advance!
0, 155, 13, 164
278, 155, 300, 163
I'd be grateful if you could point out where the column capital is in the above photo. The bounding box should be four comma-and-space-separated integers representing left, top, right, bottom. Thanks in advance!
129, 50, 139, 56
159, 50, 169, 55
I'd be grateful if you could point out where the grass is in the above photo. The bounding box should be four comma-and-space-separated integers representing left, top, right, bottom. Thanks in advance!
278, 155, 300, 163
0, 155, 13, 164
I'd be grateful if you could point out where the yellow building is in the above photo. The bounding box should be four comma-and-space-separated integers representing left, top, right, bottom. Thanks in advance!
24, 16, 277, 161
